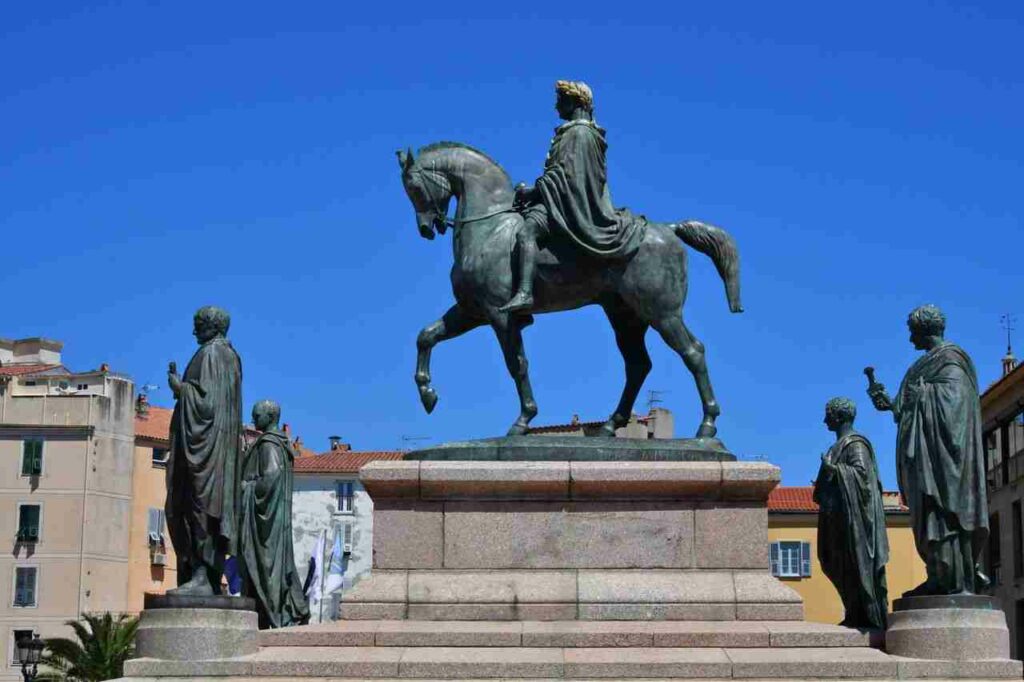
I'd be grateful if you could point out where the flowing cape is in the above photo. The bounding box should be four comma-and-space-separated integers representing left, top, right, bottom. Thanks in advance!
535, 120, 645, 259
894, 342, 988, 555
167, 337, 242, 554
814, 433, 889, 629
239, 430, 310, 628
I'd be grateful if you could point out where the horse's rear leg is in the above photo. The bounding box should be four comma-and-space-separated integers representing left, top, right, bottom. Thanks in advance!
415, 305, 482, 413
491, 315, 538, 436
652, 314, 720, 438
596, 303, 652, 437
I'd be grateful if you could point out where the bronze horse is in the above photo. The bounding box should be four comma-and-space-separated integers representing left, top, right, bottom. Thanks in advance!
399, 142, 742, 438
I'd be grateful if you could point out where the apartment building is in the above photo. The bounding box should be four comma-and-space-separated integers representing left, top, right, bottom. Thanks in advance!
0, 338, 134, 681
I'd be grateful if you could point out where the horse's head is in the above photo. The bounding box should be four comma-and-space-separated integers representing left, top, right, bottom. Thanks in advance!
397, 147, 451, 241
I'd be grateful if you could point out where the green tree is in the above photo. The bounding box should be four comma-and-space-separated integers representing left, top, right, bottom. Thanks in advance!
37, 612, 138, 682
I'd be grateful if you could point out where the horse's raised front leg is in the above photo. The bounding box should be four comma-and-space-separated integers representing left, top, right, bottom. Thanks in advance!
491, 315, 538, 436
651, 314, 720, 439
415, 305, 483, 413
596, 302, 652, 437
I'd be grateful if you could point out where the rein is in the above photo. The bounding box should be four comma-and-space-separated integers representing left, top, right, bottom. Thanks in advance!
416, 165, 516, 228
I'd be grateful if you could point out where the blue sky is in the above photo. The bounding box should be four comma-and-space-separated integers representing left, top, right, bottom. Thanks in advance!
2, 1, 1021, 486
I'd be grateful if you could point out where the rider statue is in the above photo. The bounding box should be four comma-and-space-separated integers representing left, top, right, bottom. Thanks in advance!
500, 80, 646, 313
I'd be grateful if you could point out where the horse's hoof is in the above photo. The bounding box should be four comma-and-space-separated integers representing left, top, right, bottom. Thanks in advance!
591, 421, 617, 438
506, 423, 529, 436
420, 388, 438, 414
695, 423, 717, 439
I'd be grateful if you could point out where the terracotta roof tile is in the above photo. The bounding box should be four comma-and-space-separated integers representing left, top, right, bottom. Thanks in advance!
135, 405, 173, 443
294, 450, 405, 474
0, 363, 67, 377
769, 486, 908, 512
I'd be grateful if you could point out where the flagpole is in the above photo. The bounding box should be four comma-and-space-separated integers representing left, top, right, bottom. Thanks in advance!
318, 528, 326, 622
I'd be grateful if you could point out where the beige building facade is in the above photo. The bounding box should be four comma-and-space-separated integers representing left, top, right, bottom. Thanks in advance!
0, 338, 134, 681
981, 350, 1024, 658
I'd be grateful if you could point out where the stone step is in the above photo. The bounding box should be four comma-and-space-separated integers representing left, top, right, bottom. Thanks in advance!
123, 645, 1023, 679
259, 619, 877, 649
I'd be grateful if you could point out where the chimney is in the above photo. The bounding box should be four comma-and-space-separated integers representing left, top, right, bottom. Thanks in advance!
328, 436, 351, 452
135, 393, 150, 416
570, 414, 580, 426
99, 363, 110, 372
283, 423, 291, 436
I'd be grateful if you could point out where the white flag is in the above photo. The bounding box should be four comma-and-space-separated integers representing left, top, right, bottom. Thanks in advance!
323, 530, 346, 595
305, 529, 326, 600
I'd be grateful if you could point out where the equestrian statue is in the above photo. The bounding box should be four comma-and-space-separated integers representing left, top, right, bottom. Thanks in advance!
399, 80, 743, 439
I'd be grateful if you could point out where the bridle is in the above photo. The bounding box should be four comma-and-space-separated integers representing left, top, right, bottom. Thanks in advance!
414, 163, 515, 228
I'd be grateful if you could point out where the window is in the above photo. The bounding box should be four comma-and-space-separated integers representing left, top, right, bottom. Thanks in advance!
770, 541, 811, 578
21, 439, 43, 477
147, 508, 165, 545
13, 567, 37, 607
23, 381, 36, 387
1013, 501, 1023, 579
152, 448, 169, 466
990, 513, 1002, 586
77, 383, 88, 391
336, 480, 354, 513
16, 506, 40, 543
10, 629, 34, 664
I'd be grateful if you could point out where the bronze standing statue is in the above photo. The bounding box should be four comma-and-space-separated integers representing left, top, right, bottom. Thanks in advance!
166, 306, 243, 595
399, 80, 742, 438
867, 305, 989, 596
814, 397, 889, 629
239, 400, 310, 628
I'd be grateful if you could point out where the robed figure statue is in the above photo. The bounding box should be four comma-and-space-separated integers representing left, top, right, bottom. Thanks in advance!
166, 306, 243, 595
868, 305, 989, 596
238, 400, 310, 628
814, 397, 889, 628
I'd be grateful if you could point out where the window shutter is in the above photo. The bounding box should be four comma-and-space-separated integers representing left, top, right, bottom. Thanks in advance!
769, 542, 780, 576
344, 522, 353, 546
22, 440, 42, 476
18, 506, 40, 541
800, 541, 812, 577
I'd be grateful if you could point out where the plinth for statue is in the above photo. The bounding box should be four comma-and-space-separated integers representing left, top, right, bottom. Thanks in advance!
886, 594, 1012, 661
135, 593, 258, 661
342, 438, 803, 621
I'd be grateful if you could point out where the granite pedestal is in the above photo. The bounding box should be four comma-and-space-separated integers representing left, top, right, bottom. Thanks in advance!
344, 442, 802, 621
886, 594, 1012, 661
135, 594, 259, 661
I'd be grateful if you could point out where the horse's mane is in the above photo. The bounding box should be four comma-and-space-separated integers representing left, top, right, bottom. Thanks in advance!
417, 141, 509, 181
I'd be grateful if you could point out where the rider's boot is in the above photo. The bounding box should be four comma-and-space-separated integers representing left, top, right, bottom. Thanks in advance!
499, 231, 537, 313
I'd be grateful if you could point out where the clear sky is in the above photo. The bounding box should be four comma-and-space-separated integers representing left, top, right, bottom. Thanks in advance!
2, 1, 1022, 486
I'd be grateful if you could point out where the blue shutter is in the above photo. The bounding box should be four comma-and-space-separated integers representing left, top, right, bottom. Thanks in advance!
800, 541, 812, 577
769, 542, 780, 576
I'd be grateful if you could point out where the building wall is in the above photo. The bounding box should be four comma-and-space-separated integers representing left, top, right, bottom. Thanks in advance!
126, 442, 178, 613
0, 375, 133, 682
768, 514, 926, 624
292, 473, 373, 622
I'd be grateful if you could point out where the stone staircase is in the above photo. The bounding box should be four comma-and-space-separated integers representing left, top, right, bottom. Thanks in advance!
123, 619, 1022, 679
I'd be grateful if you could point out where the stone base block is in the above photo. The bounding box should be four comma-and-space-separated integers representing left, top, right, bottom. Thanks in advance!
886, 606, 1011, 661
341, 569, 802, 621
134, 605, 258, 661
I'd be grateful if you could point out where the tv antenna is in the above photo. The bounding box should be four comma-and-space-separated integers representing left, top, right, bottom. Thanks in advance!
139, 383, 160, 395
646, 389, 668, 411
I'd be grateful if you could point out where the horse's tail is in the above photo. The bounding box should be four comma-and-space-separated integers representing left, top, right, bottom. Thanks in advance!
674, 220, 743, 313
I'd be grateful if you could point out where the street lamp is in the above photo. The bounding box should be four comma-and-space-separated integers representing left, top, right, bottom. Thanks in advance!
16, 634, 43, 682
